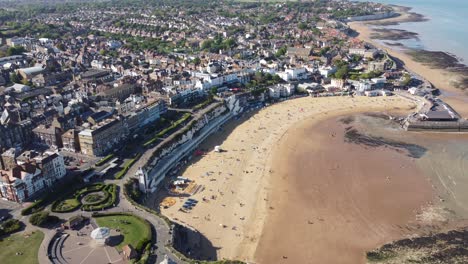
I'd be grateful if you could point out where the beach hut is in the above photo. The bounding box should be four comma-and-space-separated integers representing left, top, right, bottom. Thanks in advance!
214, 146, 221, 152
90, 227, 110, 246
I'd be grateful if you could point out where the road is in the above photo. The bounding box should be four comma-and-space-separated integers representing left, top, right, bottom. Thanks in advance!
7, 102, 230, 264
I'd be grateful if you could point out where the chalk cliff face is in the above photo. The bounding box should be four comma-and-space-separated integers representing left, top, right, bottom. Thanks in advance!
142, 103, 230, 189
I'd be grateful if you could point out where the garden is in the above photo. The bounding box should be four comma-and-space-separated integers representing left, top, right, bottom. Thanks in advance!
93, 213, 152, 252
51, 183, 118, 213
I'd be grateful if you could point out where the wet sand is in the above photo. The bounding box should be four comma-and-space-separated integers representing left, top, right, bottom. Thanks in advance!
255, 114, 433, 264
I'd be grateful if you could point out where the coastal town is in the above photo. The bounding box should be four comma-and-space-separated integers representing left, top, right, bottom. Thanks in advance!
0, 1, 467, 264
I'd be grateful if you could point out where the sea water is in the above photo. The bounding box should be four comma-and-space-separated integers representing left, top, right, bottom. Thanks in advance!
355, 0, 468, 64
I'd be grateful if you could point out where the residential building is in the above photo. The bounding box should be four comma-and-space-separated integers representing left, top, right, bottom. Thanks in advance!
62, 129, 81, 152
0, 163, 44, 202
78, 118, 128, 157
32, 125, 63, 149
34, 152, 66, 187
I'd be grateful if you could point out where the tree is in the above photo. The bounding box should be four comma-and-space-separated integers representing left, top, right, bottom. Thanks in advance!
275, 46, 287, 57
298, 22, 308, 30
222, 38, 236, 49
56, 43, 66, 51
334, 65, 349, 80
254, 71, 265, 82
6, 46, 25, 56
210, 86, 218, 95
29, 211, 50, 227
272, 74, 282, 83
402, 73, 412, 86
319, 47, 330, 56
192, 57, 201, 65
0, 219, 21, 236
10, 72, 21, 84
201, 39, 213, 50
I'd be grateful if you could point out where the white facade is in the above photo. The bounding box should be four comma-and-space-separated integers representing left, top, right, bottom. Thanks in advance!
269, 84, 295, 98
331, 78, 345, 89
278, 68, 307, 82
193, 72, 238, 90
35, 152, 66, 187
319, 66, 337, 78
358, 81, 373, 92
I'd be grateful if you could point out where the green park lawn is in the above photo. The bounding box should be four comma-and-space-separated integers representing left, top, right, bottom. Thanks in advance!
57, 198, 80, 210
0, 230, 44, 264
94, 215, 151, 251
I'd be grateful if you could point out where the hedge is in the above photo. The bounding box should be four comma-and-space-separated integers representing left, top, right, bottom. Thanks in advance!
132, 243, 152, 264
83, 191, 110, 206
0, 219, 21, 236
143, 113, 192, 147
82, 184, 118, 211
193, 96, 214, 112
21, 198, 46, 216
29, 211, 59, 227
95, 154, 115, 166
115, 154, 141, 179
21, 177, 83, 216
51, 183, 105, 213
52, 183, 116, 213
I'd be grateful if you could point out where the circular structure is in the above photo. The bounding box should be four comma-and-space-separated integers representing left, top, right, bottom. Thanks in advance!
90, 227, 110, 246
82, 192, 106, 204
54, 224, 123, 264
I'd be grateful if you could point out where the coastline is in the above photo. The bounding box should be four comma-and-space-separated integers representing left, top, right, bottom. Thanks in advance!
348, 6, 468, 118
255, 112, 434, 264
156, 96, 423, 262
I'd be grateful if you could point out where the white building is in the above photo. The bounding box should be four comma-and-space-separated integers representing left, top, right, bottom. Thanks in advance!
357, 81, 373, 92
91, 227, 110, 246
331, 78, 345, 89
0, 163, 45, 202
34, 152, 66, 187
269, 84, 295, 98
107, 40, 122, 49
193, 72, 238, 90
277, 68, 307, 81
319, 66, 337, 78
136, 167, 149, 193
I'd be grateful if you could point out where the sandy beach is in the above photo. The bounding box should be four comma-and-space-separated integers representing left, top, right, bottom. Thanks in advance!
156, 96, 430, 262
255, 114, 433, 264
348, 10, 468, 118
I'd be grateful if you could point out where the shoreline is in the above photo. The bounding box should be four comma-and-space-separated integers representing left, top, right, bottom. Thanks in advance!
255, 111, 434, 264
155, 96, 422, 262
348, 6, 468, 118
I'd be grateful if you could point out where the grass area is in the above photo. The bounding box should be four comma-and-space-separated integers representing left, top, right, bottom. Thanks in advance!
52, 183, 117, 212
143, 113, 192, 147
94, 214, 151, 251
95, 154, 115, 166
114, 154, 141, 179
193, 96, 214, 111
55, 198, 80, 211
83, 193, 104, 203
0, 230, 44, 264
